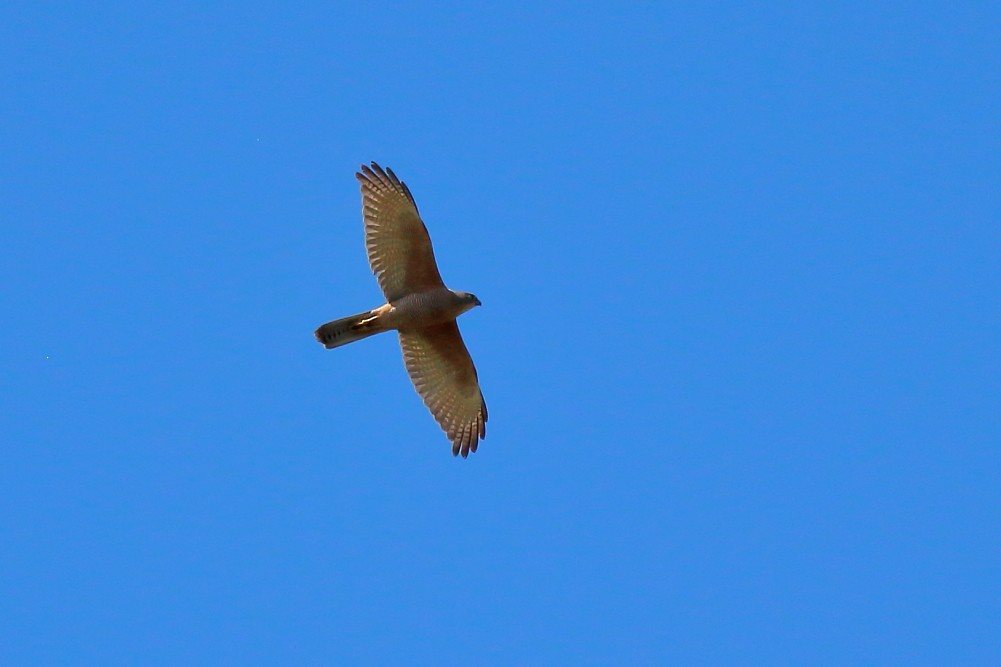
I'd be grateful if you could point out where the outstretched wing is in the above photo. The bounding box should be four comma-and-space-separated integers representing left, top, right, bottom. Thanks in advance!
357, 162, 445, 302
399, 322, 487, 457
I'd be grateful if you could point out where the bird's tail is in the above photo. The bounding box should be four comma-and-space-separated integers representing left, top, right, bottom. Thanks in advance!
314, 308, 389, 349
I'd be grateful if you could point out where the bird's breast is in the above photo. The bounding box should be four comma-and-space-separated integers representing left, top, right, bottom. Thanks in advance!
388, 289, 461, 329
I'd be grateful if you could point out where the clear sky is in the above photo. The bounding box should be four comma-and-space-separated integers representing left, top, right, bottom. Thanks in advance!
2, 3, 999, 665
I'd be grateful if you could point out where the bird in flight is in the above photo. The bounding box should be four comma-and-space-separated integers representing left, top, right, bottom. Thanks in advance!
314, 162, 487, 457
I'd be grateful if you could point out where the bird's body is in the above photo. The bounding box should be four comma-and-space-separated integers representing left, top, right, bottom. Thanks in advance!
391, 288, 481, 330
314, 163, 487, 457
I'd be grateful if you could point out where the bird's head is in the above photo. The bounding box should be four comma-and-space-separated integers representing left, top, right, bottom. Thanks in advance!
453, 290, 482, 312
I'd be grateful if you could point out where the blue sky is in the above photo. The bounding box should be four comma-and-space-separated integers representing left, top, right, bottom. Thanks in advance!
2, 2, 999, 665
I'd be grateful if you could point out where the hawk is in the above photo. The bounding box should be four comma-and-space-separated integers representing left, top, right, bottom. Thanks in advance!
314, 162, 487, 457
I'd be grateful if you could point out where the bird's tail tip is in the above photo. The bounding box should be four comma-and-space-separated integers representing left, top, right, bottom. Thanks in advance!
314, 310, 385, 349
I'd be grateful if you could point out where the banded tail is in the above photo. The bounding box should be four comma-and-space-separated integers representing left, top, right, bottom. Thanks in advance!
314, 308, 389, 349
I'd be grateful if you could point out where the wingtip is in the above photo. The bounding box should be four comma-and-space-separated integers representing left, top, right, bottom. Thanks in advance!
452, 439, 473, 458
360, 161, 384, 177
356, 163, 374, 182
356, 162, 389, 187
355, 162, 417, 208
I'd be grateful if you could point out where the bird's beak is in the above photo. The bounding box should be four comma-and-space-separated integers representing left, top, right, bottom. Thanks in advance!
474, 296, 482, 306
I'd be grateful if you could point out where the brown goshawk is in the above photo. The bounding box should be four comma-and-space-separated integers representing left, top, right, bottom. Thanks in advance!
314, 163, 487, 457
